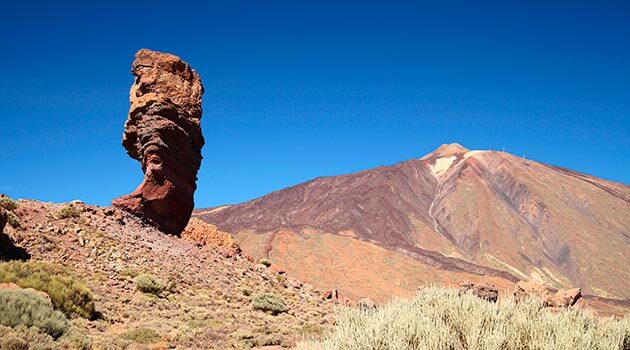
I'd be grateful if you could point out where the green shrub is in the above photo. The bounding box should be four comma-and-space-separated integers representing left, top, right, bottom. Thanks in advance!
56, 205, 82, 219
297, 287, 630, 350
6, 212, 21, 228
133, 274, 164, 295
252, 293, 288, 315
121, 267, 142, 278
0, 289, 68, 338
0, 197, 18, 211
259, 258, 272, 267
123, 328, 160, 344
0, 261, 95, 319
242, 288, 252, 297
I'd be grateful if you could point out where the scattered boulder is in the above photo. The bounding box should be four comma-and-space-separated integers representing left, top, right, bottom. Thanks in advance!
514, 280, 582, 308
458, 281, 498, 302
112, 49, 205, 236
514, 280, 548, 299
545, 288, 582, 308
356, 298, 376, 310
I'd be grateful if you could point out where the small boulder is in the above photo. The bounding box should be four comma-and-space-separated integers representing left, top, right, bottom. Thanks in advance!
545, 288, 581, 308
458, 282, 498, 302
514, 280, 582, 308
356, 298, 376, 310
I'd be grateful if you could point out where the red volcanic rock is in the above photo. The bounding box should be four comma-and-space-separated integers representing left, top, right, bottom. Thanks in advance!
112, 49, 204, 235
546, 288, 582, 308
514, 280, 549, 300
458, 281, 498, 302
514, 280, 582, 308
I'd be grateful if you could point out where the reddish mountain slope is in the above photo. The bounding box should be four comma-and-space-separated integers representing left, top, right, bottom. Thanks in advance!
195, 144, 630, 302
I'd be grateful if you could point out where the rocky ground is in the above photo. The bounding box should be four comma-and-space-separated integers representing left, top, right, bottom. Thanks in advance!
1, 199, 336, 349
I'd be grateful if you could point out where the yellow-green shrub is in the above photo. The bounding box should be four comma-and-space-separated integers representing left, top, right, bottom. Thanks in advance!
56, 206, 82, 219
133, 273, 164, 295
0, 261, 95, 319
252, 293, 288, 315
122, 328, 160, 344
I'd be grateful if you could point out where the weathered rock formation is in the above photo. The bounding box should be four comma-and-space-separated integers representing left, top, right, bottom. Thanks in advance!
112, 49, 204, 235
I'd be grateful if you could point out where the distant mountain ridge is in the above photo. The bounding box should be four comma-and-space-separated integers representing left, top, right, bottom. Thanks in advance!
195, 144, 630, 302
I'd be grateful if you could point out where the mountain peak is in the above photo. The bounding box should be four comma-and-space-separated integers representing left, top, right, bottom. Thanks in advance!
422, 143, 470, 160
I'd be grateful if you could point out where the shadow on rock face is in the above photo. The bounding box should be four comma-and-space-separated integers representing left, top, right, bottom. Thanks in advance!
0, 233, 30, 261
0, 209, 30, 261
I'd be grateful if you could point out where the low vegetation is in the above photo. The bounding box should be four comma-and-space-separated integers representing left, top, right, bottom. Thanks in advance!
259, 258, 272, 267
56, 205, 83, 219
6, 212, 21, 228
0, 197, 18, 211
0, 261, 95, 319
0, 289, 68, 338
133, 273, 164, 295
298, 287, 630, 350
122, 328, 161, 344
252, 293, 288, 315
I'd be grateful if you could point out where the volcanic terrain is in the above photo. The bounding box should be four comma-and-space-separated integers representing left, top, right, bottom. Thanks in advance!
195, 144, 630, 309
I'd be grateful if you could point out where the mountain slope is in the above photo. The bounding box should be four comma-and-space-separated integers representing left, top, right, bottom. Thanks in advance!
195, 144, 630, 302
1, 199, 336, 349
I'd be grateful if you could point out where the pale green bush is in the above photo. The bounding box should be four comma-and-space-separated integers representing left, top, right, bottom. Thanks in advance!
252, 293, 288, 315
133, 273, 164, 295
298, 287, 630, 350
0, 289, 68, 338
0, 261, 95, 319
122, 328, 160, 344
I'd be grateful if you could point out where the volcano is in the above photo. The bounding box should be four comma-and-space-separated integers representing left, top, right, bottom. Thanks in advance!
195, 144, 630, 304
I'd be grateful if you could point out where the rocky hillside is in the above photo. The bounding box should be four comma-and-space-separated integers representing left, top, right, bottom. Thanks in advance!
195, 144, 630, 308
1, 198, 336, 349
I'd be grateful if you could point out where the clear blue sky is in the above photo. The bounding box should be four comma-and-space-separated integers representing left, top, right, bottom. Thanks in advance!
1, 0, 628, 208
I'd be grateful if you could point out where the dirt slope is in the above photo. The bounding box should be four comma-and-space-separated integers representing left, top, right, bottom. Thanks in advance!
1, 199, 335, 349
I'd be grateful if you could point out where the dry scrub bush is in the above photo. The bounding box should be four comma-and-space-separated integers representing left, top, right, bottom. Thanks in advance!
122, 328, 161, 344
0, 197, 18, 211
0, 261, 95, 319
298, 287, 630, 350
133, 273, 164, 295
252, 293, 288, 315
0, 325, 56, 350
0, 289, 68, 338
56, 205, 82, 219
